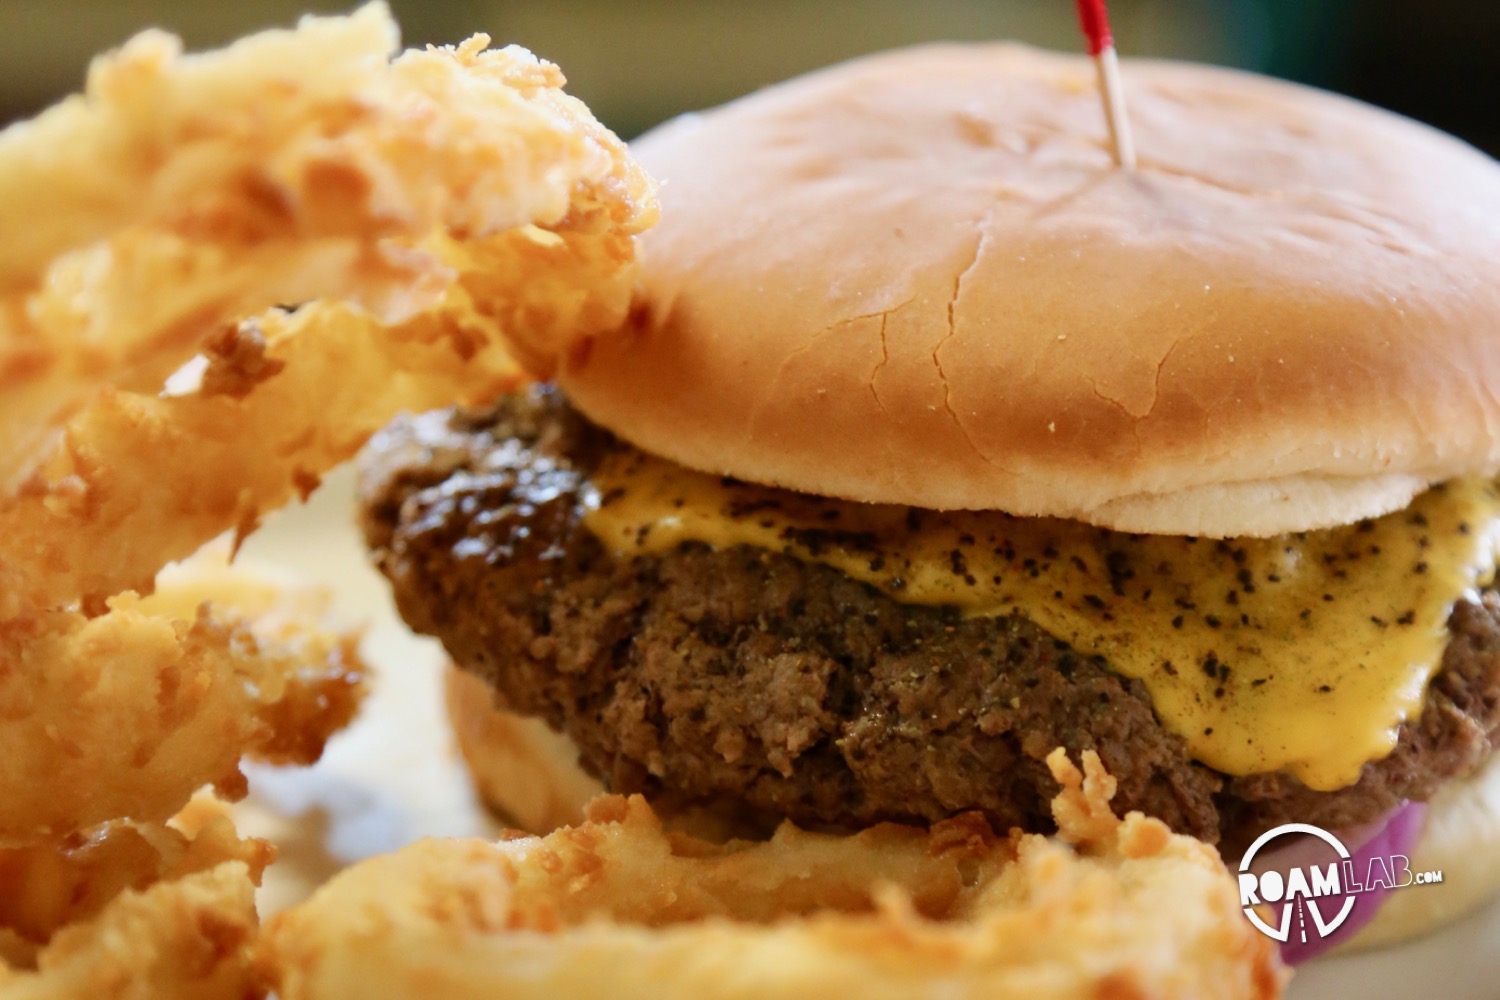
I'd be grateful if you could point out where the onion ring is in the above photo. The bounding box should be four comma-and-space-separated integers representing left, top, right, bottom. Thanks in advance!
0, 1, 658, 991
0, 863, 259, 999
0, 215, 642, 617
0, 2, 653, 490
0, 299, 514, 616
0, 569, 363, 842
0, 807, 272, 946
263, 750, 1286, 1000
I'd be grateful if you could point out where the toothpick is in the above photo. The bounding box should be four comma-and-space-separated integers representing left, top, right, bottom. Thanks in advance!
1074, 0, 1137, 169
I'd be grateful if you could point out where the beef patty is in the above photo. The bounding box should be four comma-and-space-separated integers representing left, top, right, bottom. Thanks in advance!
359, 387, 1500, 852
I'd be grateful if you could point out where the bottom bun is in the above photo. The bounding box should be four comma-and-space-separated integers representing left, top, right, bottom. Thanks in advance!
445, 665, 602, 833
445, 664, 1500, 949
446, 665, 771, 842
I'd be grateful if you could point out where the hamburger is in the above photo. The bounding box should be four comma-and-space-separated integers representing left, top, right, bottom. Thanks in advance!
357, 44, 1500, 952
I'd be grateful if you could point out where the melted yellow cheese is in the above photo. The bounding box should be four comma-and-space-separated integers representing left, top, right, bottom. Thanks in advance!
583, 452, 1500, 791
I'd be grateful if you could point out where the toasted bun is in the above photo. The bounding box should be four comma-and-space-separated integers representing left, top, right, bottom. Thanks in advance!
446, 666, 769, 842
559, 45, 1500, 537
445, 665, 602, 833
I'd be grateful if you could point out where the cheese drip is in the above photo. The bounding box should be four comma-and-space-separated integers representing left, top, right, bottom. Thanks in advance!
583, 453, 1500, 790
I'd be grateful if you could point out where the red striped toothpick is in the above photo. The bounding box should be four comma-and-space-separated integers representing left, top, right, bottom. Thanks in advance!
1075, 0, 1137, 168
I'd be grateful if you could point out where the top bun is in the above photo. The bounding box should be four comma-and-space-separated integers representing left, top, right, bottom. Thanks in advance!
559, 45, 1500, 536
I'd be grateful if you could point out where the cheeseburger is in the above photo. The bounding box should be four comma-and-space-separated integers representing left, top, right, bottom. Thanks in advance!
359, 46, 1500, 948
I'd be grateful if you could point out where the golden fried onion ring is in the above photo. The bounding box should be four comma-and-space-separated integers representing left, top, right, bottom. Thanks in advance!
0, 0, 653, 492
0, 569, 363, 843
0, 807, 272, 946
0, 863, 260, 1000
263, 751, 1286, 1000
0, 218, 637, 617
0, 1, 660, 992
0, 0, 653, 850
0, 299, 509, 615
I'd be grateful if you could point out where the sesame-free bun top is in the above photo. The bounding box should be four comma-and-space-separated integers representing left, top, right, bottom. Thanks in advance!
558, 45, 1500, 537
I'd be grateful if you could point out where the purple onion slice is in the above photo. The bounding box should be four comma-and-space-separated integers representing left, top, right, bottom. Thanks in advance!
1238, 801, 1427, 965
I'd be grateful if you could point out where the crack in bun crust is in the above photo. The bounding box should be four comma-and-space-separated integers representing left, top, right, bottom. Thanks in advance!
559, 44, 1500, 536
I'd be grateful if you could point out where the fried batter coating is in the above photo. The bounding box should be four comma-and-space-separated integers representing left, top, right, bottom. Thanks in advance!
0, 0, 653, 860
0, 302, 506, 615
0, 570, 364, 843
263, 752, 1286, 1000
0, 219, 638, 617
0, 1, 653, 494
0, 809, 272, 946
0, 863, 260, 1000
0, 1, 661, 983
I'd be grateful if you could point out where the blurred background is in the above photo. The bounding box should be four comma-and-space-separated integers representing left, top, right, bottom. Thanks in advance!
0, 0, 1493, 153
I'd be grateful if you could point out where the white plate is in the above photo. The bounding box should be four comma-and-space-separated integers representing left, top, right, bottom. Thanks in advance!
232, 465, 1500, 997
